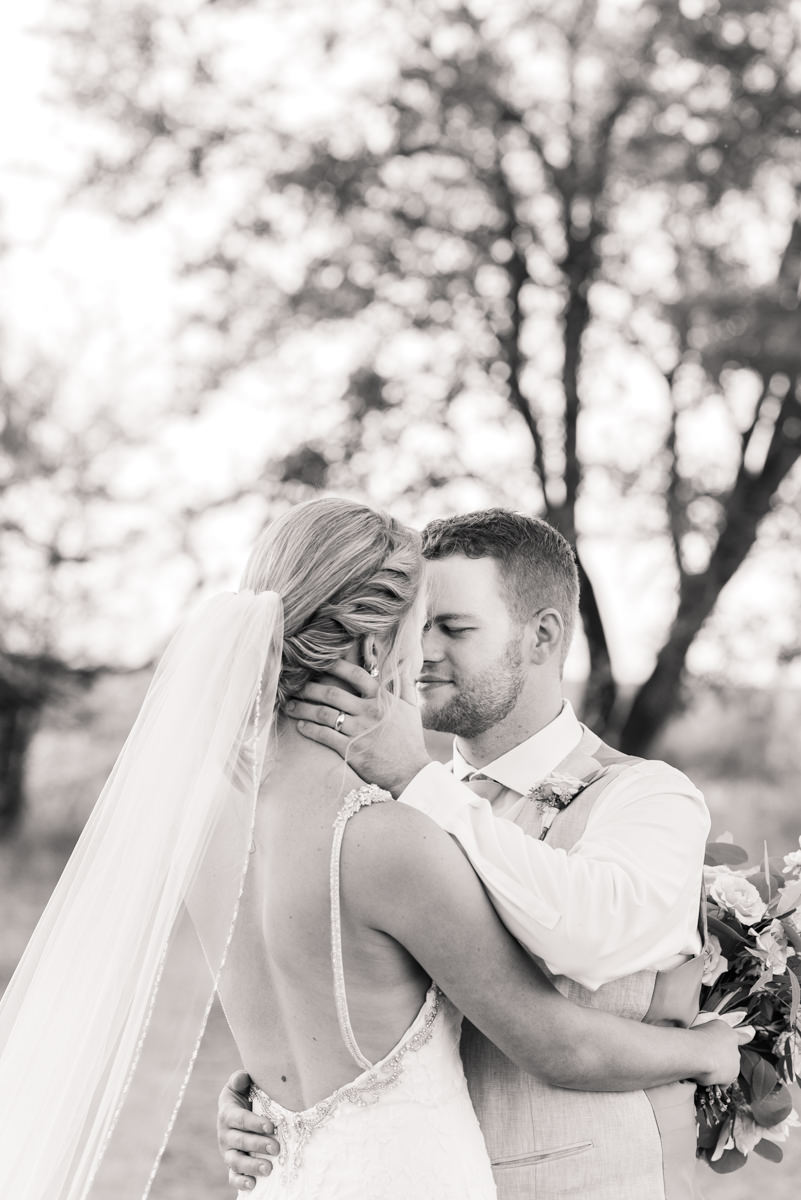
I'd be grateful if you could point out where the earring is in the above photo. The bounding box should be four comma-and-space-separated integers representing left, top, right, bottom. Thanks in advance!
369, 664, 380, 678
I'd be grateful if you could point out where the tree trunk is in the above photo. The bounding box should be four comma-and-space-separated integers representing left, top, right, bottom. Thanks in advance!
556, 208, 615, 732
0, 654, 98, 838
618, 581, 707, 756
620, 383, 801, 754
0, 701, 40, 837
561, 233, 591, 524
575, 554, 617, 737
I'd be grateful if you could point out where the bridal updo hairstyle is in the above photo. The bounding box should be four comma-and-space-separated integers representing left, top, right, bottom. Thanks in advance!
241, 497, 423, 710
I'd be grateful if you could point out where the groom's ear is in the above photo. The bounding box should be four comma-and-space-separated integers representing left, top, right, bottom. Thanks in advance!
525, 608, 564, 666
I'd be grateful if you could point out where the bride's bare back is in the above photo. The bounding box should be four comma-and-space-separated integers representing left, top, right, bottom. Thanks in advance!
217, 720, 737, 1130
218, 723, 430, 1111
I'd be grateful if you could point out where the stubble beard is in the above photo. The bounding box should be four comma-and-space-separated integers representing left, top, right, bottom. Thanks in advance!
420, 637, 526, 739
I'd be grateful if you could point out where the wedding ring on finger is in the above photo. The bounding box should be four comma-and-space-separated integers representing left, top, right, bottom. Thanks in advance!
334, 710, 346, 734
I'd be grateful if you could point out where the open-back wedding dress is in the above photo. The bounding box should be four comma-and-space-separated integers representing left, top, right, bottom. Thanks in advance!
246, 783, 496, 1199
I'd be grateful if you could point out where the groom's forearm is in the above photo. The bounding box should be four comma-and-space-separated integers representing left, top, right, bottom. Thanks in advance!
548, 1008, 734, 1092
401, 762, 709, 988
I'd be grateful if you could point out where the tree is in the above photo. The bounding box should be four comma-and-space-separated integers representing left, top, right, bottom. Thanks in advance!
49, 0, 801, 751
0, 277, 221, 833
0, 356, 102, 832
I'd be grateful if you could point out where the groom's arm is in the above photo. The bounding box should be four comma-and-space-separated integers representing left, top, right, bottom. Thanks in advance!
286, 662, 709, 991
400, 759, 709, 989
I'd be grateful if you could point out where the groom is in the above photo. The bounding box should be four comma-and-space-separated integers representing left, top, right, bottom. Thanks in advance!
218, 509, 710, 1198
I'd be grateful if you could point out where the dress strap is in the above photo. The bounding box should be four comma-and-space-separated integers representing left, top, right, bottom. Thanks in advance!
330, 784, 392, 1070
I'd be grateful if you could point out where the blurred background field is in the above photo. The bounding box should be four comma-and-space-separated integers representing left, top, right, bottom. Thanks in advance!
2, 0, 801, 1195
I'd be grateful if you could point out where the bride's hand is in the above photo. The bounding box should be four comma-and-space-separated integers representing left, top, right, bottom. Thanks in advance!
688, 1015, 753, 1086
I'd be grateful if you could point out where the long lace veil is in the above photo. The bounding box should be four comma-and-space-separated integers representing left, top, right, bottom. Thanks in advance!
0, 589, 283, 1200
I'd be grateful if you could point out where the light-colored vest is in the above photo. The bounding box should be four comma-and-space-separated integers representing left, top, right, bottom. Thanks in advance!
461, 731, 705, 1200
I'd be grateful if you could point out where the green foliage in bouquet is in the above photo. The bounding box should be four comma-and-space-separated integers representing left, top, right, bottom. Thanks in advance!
696, 837, 801, 1173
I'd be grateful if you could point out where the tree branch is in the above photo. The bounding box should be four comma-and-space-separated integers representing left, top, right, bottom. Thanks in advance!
489, 155, 550, 509
740, 373, 773, 459
621, 378, 801, 753
663, 370, 686, 580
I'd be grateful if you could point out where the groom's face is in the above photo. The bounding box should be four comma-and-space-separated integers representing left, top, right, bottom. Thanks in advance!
416, 554, 527, 738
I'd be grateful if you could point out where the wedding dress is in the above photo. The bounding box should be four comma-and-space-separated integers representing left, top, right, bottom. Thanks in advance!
246, 783, 497, 1200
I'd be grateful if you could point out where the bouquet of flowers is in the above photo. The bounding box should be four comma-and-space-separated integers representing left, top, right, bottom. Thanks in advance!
696, 834, 801, 1173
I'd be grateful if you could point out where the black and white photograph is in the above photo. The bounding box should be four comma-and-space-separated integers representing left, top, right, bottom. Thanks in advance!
1, 2, 800, 1198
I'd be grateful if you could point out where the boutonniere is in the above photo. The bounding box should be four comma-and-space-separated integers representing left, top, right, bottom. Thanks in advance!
525, 773, 588, 840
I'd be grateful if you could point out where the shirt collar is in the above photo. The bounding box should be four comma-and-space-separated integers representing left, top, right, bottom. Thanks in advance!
452, 701, 585, 794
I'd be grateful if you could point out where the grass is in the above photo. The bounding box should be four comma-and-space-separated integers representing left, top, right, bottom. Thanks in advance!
1, 675, 800, 1198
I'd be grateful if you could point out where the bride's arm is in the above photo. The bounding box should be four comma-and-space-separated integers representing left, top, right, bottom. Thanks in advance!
349, 802, 740, 1092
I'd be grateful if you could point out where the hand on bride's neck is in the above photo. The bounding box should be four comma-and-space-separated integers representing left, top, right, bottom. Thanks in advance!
275, 665, 361, 753
316, 668, 362, 696
273, 704, 362, 803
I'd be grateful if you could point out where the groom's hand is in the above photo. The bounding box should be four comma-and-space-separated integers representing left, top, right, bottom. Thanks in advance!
689, 1016, 753, 1086
286, 660, 431, 797
217, 1070, 280, 1191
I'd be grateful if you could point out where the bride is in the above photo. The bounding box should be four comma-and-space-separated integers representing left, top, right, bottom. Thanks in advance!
0, 497, 740, 1200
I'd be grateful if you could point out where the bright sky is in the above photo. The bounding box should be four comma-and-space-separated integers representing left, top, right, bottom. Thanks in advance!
1, 1, 799, 687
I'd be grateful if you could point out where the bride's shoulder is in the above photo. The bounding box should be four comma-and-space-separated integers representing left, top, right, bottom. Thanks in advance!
340, 798, 481, 929
338, 794, 453, 878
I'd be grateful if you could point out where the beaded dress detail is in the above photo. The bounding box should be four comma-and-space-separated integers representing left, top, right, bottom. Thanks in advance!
246, 783, 496, 1199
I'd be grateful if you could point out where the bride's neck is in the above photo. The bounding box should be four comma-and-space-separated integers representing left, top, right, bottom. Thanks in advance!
273, 711, 354, 774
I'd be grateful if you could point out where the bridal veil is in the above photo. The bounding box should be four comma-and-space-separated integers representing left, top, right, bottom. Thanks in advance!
0, 589, 283, 1199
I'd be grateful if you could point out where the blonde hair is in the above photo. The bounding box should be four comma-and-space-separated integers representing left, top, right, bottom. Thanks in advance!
241, 497, 423, 709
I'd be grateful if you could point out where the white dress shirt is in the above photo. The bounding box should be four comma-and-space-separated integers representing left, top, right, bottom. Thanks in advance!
400, 702, 710, 991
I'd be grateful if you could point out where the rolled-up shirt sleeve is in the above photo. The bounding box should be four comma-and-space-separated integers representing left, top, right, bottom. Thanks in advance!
399, 760, 710, 990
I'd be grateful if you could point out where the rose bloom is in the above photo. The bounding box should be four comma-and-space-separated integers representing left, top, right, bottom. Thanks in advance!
731, 1109, 801, 1156
783, 838, 801, 874
732, 1112, 763, 1155
703, 863, 736, 889
755, 919, 789, 975
762, 1108, 801, 1146
701, 934, 729, 986
708, 872, 767, 926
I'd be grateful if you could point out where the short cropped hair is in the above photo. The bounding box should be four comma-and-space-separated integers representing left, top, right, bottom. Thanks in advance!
421, 509, 580, 665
